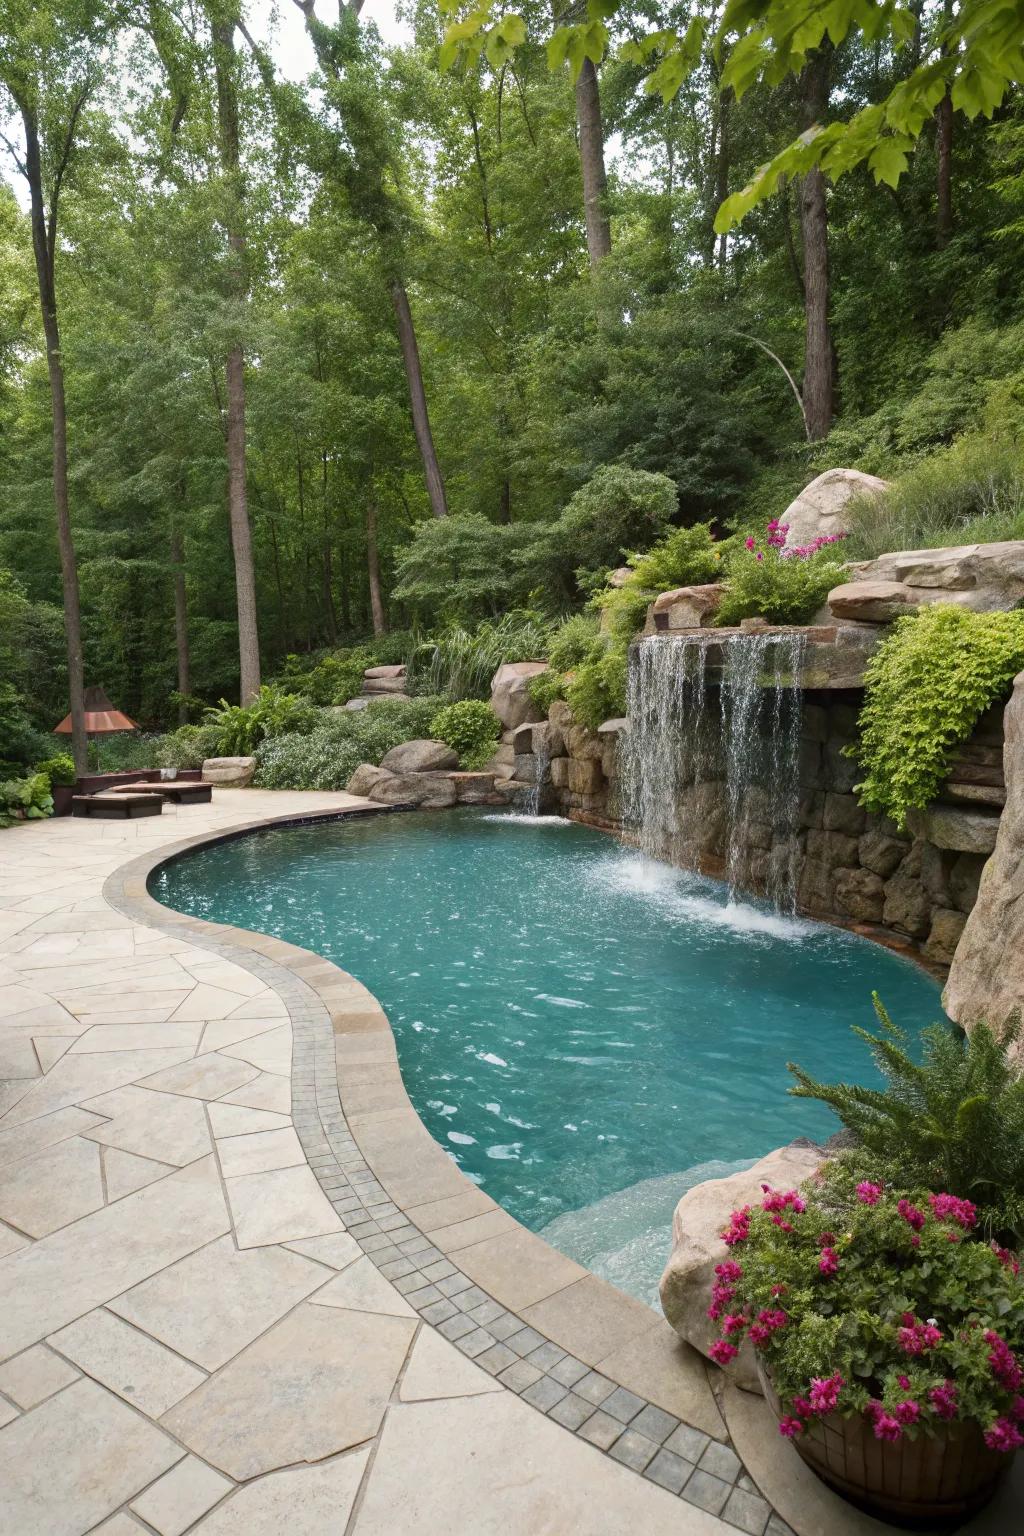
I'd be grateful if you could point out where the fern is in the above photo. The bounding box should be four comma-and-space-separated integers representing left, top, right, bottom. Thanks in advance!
789, 994, 1024, 1243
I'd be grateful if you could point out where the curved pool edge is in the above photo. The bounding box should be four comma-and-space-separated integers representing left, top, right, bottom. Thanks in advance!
104, 808, 789, 1513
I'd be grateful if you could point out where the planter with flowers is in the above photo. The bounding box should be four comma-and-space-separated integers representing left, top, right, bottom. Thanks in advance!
708, 1161, 1024, 1526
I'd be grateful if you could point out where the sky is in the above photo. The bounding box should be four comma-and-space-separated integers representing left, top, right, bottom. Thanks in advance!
249, 0, 412, 77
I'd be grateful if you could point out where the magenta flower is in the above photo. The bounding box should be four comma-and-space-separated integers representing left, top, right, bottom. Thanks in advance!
990, 1242, 1021, 1276
778, 1416, 805, 1438
709, 1339, 738, 1365
895, 1399, 921, 1426
721, 1313, 747, 1337
745, 536, 756, 550
898, 1317, 942, 1355
756, 552, 764, 562
792, 1396, 813, 1418
984, 1417, 1024, 1452
722, 1207, 751, 1247
856, 1181, 883, 1206
928, 1382, 958, 1421
897, 1375, 911, 1391
1011, 1396, 1024, 1422
897, 1199, 926, 1232
929, 1193, 977, 1229
984, 1331, 1023, 1391
818, 1246, 839, 1276
715, 1261, 743, 1283
808, 1372, 844, 1415
873, 1412, 904, 1443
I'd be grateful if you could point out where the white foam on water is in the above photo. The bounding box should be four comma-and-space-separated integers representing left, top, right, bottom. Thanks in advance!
480, 813, 570, 826
585, 852, 817, 942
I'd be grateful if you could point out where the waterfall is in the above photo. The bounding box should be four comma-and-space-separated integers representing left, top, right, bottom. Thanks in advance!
525, 729, 551, 815
621, 631, 806, 912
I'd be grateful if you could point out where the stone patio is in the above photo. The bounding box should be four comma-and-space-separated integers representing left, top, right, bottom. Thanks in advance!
1, 790, 1020, 1536
0, 791, 739, 1536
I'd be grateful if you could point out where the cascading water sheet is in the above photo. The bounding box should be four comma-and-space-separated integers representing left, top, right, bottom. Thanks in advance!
622, 630, 807, 911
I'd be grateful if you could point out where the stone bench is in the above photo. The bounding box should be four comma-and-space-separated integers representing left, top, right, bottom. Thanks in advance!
107, 782, 212, 805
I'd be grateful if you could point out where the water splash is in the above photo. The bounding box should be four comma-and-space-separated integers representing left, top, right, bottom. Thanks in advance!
621, 630, 807, 912
525, 727, 552, 816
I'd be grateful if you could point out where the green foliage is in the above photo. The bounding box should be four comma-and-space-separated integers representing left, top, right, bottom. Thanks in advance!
91, 732, 165, 772
34, 752, 76, 786
546, 612, 600, 672
566, 647, 627, 731
715, 1159, 1024, 1442
0, 682, 53, 774
154, 724, 222, 770
0, 772, 54, 828
392, 516, 534, 623
253, 697, 445, 791
626, 522, 728, 590
844, 438, 1024, 562
716, 549, 846, 627
301, 652, 372, 707
205, 686, 318, 758
428, 700, 501, 770
852, 606, 1024, 828
527, 669, 566, 714
789, 996, 1024, 1244
522, 465, 677, 598
595, 585, 655, 648
411, 613, 551, 702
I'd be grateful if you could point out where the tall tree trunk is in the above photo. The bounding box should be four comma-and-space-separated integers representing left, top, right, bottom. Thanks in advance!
170, 521, 190, 724
366, 491, 386, 636
715, 92, 730, 272
212, 13, 261, 702
391, 282, 448, 518
799, 49, 834, 441
575, 57, 611, 267
936, 87, 953, 248
21, 111, 88, 776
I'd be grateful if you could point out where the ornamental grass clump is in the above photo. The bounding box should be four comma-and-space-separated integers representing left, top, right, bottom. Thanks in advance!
707, 1161, 1024, 1452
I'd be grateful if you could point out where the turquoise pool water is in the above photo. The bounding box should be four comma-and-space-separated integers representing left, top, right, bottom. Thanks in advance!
153, 810, 942, 1302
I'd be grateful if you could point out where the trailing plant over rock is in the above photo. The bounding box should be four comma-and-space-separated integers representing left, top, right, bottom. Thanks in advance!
852, 605, 1024, 828
788, 995, 1024, 1245
708, 1160, 1024, 1452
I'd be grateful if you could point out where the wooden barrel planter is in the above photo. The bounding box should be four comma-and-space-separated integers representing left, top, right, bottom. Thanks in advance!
758, 1362, 1012, 1527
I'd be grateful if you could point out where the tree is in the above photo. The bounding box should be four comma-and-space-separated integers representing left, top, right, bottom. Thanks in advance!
799, 46, 833, 439
209, 3, 261, 701
0, 1, 114, 773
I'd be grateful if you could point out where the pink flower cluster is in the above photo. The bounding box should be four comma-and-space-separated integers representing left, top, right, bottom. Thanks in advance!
929, 1381, 959, 1420
984, 1417, 1024, 1452
897, 1198, 926, 1232
761, 1185, 805, 1234
898, 1314, 943, 1356
749, 1308, 789, 1346
856, 1181, 883, 1205
992, 1241, 1022, 1276
778, 531, 847, 561
865, 1400, 904, 1442
929, 1193, 977, 1229
776, 1374, 845, 1439
985, 1331, 1023, 1392
721, 1205, 751, 1247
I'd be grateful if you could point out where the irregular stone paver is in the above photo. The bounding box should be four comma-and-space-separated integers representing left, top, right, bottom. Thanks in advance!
162, 1302, 416, 1479
193, 1449, 370, 1536
0, 1376, 183, 1536
0, 791, 740, 1536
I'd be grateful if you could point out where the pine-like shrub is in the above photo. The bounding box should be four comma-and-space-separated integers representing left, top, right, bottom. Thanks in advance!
789, 995, 1024, 1243
851, 605, 1024, 828
429, 700, 501, 769
527, 669, 566, 714
566, 647, 627, 730
547, 612, 600, 672
626, 521, 730, 589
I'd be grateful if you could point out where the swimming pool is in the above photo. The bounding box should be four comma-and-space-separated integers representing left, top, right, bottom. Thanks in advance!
153, 809, 942, 1302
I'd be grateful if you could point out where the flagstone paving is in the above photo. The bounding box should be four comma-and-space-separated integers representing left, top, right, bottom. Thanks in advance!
0, 791, 737, 1536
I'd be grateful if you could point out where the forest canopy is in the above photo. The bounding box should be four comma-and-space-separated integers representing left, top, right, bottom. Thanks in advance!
1, 0, 1022, 765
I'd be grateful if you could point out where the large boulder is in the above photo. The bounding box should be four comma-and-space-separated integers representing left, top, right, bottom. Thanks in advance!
906, 804, 1000, 854
944, 672, 1024, 1045
379, 739, 458, 773
489, 661, 549, 731
346, 763, 392, 798
660, 1142, 826, 1393
201, 756, 255, 787
651, 584, 723, 631
844, 541, 1024, 614
827, 579, 920, 624
781, 468, 890, 550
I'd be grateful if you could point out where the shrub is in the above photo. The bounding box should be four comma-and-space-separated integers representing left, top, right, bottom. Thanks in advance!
852, 605, 1024, 828
789, 995, 1024, 1243
92, 731, 165, 772
411, 612, 551, 701
0, 682, 53, 773
595, 584, 656, 648
716, 525, 846, 626
392, 514, 535, 622
155, 724, 222, 770
518, 465, 678, 599
253, 697, 445, 791
626, 521, 730, 590
844, 436, 1024, 561
547, 612, 601, 672
0, 772, 54, 828
301, 652, 371, 706
566, 647, 627, 730
429, 700, 501, 770
34, 752, 76, 786
527, 669, 566, 714
708, 1159, 1024, 1453
205, 685, 317, 757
